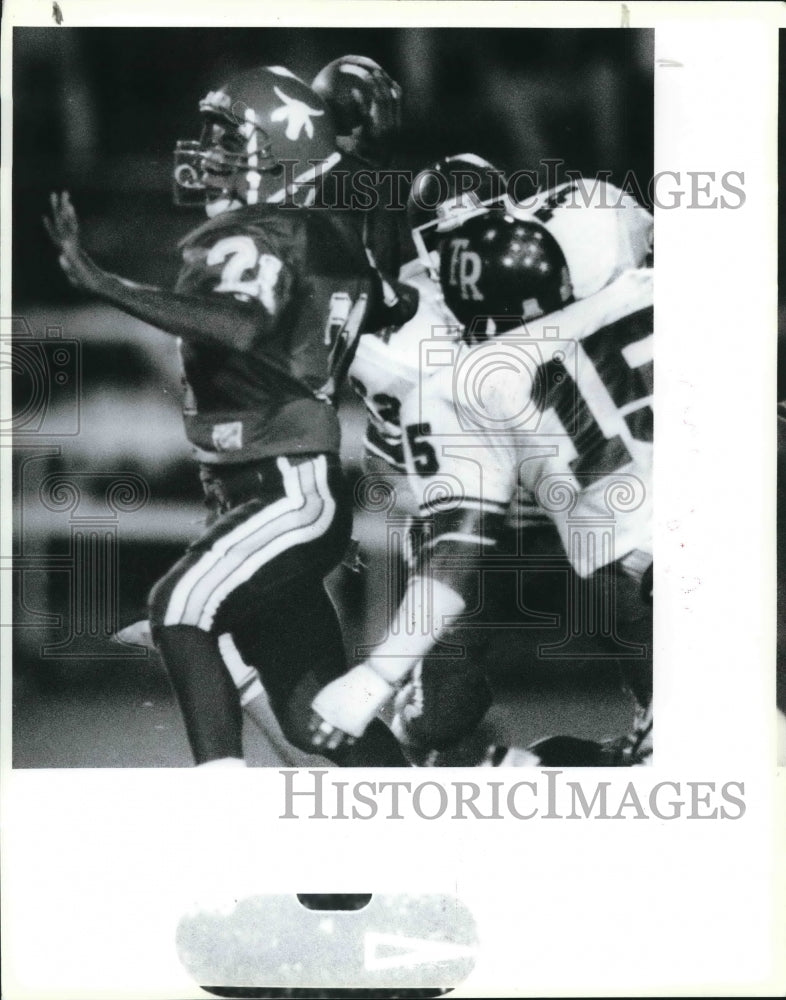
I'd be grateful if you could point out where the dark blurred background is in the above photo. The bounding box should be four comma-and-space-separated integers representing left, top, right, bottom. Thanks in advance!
11, 27, 654, 766
14, 27, 653, 303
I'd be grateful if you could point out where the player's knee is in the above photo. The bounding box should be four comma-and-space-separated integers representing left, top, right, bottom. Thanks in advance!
395, 658, 493, 751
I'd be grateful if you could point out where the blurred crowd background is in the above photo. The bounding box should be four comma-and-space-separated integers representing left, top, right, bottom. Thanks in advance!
11, 27, 653, 765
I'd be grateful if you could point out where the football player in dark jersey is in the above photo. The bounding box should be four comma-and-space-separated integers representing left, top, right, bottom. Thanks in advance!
312, 54, 404, 282
45, 63, 415, 768
310, 181, 653, 766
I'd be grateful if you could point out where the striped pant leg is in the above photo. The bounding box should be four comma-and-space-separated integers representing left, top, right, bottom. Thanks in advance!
151, 455, 349, 635
148, 455, 351, 763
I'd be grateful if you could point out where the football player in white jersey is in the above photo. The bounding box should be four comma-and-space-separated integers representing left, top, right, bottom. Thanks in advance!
310, 179, 654, 766
346, 153, 508, 629
349, 154, 506, 487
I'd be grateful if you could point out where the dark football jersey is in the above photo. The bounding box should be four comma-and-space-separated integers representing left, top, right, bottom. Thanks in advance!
174, 205, 383, 463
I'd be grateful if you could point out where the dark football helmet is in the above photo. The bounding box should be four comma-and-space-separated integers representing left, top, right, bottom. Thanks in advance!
407, 153, 507, 278
311, 54, 402, 166
438, 208, 574, 341
174, 65, 341, 215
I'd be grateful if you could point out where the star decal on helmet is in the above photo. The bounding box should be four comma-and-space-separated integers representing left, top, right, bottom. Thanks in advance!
271, 85, 324, 141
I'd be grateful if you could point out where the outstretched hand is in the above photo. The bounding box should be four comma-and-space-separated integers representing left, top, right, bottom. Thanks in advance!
307, 663, 396, 754
308, 710, 358, 752
43, 192, 99, 293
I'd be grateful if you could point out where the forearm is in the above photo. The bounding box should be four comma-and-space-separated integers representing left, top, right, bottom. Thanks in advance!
309, 539, 470, 742
82, 256, 260, 351
308, 576, 464, 743
309, 511, 498, 743
366, 575, 467, 685
366, 508, 505, 684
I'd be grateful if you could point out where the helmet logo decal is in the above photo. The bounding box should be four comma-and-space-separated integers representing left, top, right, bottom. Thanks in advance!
447, 239, 484, 302
271, 85, 324, 141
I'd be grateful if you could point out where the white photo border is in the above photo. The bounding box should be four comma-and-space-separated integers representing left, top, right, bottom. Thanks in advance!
1, 2, 783, 998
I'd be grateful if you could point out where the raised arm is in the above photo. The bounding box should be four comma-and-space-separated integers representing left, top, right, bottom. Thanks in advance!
44, 192, 266, 352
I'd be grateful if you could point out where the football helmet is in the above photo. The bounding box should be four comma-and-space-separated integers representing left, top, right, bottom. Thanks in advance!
508, 180, 653, 299
174, 65, 341, 215
438, 208, 574, 341
407, 153, 507, 278
311, 54, 402, 165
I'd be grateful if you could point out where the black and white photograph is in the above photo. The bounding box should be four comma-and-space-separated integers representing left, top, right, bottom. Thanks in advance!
1, 3, 782, 998
11, 24, 654, 770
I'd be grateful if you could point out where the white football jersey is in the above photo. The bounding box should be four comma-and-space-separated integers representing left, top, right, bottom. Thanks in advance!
401, 268, 653, 577
349, 258, 459, 470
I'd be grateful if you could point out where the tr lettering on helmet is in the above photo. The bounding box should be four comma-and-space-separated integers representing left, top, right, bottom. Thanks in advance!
447, 239, 484, 302
439, 208, 574, 338
406, 154, 508, 280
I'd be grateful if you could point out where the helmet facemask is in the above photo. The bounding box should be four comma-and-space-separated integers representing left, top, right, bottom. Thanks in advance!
407, 154, 508, 280
410, 192, 500, 283
175, 109, 282, 214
